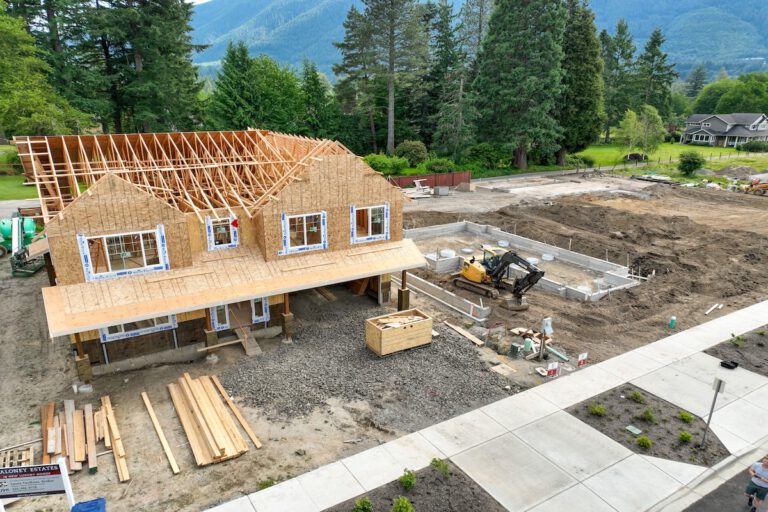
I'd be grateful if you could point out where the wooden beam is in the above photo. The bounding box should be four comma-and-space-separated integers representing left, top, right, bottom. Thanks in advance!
84, 404, 97, 473
140, 392, 180, 475
211, 376, 262, 449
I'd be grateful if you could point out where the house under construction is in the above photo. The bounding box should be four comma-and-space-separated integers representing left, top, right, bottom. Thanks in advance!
14, 129, 425, 374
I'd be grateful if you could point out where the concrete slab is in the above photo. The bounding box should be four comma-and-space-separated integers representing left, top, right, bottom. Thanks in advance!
741, 384, 768, 411
583, 455, 682, 512
707, 398, 768, 448
531, 365, 624, 409
634, 338, 699, 365
209, 496, 257, 512
515, 411, 632, 480
480, 391, 559, 431
341, 445, 404, 491
707, 424, 751, 454
380, 432, 446, 471
632, 365, 738, 417
640, 455, 708, 485
420, 408, 506, 457
452, 432, 577, 511
598, 350, 665, 382
671, 352, 768, 398
297, 461, 365, 510
527, 484, 618, 512
249, 479, 317, 512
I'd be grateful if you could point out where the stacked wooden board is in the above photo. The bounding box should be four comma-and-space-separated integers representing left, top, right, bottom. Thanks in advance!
39, 397, 130, 482
168, 373, 261, 467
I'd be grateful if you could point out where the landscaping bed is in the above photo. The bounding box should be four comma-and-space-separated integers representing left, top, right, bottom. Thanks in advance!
705, 326, 768, 378
324, 460, 505, 512
568, 384, 729, 466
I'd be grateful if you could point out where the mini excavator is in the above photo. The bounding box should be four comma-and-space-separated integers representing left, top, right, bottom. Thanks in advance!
453, 246, 545, 311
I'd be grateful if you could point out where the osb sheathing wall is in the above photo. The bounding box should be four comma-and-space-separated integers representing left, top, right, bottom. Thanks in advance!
258, 154, 404, 262
45, 174, 192, 285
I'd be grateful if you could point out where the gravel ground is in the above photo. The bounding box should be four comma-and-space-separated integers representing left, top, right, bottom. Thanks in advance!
219, 288, 518, 432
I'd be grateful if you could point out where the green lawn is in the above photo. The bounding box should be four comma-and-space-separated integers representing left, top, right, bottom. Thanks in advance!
0, 175, 38, 200
607, 154, 768, 186
577, 143, 741, 167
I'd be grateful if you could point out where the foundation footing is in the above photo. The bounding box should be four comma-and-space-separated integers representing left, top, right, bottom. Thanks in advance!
75, 354, 93, 384
282, 312, 295, 337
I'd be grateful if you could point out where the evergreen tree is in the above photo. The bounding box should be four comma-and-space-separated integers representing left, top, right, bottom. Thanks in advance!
245, 55, 303, 132
334, 6, 381, 152
473, 0, 566, 170
458, 0, 494, 74
300, 59, 339, 139
692, 79, 737, 113
556, 0, 604, 165
600, 19, 636, 142
716, 67, 729, 81
0, 1, 90, 135
432, 69, 476, 159
207, 42, 254, 130
685, 64, 708, 98
636, 28, 677, 119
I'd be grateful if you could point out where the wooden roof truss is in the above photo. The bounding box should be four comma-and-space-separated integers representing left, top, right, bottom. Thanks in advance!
14, 130, 350, 223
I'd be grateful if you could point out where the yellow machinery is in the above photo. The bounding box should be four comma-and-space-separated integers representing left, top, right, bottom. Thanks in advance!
744, 179, 768, 196
453, 247, 545, 311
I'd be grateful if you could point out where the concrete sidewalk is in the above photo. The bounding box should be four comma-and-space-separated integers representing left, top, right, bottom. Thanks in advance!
208, 299, 768, 512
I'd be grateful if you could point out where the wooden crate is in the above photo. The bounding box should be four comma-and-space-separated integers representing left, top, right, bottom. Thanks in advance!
365, 309, 433, 356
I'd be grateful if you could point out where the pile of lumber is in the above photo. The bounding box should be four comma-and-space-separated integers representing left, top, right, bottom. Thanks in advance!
0, 447, 34, 467
372, 314, 426, 330
39, 397, 129, 482
510, 327, 552, 345
168, 374, 261, 467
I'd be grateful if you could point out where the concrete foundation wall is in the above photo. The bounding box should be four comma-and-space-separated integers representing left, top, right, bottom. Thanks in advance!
392, 273, 491, 323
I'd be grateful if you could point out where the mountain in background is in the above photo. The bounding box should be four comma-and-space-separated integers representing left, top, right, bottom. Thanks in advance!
192, 0, 768, 80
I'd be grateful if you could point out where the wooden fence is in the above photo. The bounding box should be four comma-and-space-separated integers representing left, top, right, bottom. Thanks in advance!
387, 171, 471, 189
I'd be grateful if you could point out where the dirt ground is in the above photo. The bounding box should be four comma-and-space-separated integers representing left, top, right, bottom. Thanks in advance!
705, 326, 768, 377
406, 183, 768, 366
325, 460, 506, 512
568, 384, 729, 467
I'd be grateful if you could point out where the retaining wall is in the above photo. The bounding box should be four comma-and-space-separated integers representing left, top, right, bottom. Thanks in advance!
391, 273, 491, 323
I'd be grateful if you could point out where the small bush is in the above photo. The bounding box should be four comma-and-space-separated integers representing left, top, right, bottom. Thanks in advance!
565, 155, 595, 168
678, 410, 694, 424
430, 458, 452, 478
395, 140, 428, 167
678, 151, 707, 176
354, 496, 374, 512
391, 496, 415, 512
588, 403, 607, 417
636, 436, 653, 449
757, 330, 766, 336
258, 478, 275, 490
399, 469, 416, 491
467, 143, 509, 169
364, 154, 409, 176
730, 333, 745, 347
639, 408, 656, 424
736, 141, 768, 153
629, 391, 646, 404
679, 431, 692, 444
424, 157, 457, 174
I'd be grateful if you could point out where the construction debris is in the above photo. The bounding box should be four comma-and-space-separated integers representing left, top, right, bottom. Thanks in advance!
444, 321, 485, 347
0, 447, 34, 467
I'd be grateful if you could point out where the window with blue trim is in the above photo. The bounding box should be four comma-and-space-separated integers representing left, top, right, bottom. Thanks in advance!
210, 304, 230, 331
251, 297, 270, 323
279, 211, 327, 255
79, 225, 169, 282
206, 215, 239, 251
100, 315, 176, 343
350, 204, 389, 244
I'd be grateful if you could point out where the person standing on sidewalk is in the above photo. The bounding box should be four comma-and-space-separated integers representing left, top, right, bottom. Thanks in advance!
745, 457, 768, 511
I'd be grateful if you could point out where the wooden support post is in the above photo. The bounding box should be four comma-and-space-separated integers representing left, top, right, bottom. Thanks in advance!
44, 252, 56, 286
74, 333, 84, 357
401, 270, 408, 290
283, 293, 290, 315
397, 271, 410, 311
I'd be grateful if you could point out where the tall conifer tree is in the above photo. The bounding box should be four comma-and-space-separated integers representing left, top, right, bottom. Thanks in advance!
636, 28, 677, 119
600, 19, 636, 142
473, 0, 566, 170
685, 64, 709, 98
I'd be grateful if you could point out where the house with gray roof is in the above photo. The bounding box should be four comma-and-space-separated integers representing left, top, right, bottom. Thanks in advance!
681, 113, 768, 147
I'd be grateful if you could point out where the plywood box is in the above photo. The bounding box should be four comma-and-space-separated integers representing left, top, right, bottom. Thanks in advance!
365, 309, 432, 356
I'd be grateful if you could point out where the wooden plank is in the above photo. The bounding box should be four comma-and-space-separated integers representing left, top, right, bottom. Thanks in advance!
140, 392, 180, 475
63, 400, 81, 470
187, 375, 234, 457
41, 402, 55, 464
53, 416, 62, 456
73, 409, 86, 462
102, 408, 111, 449
199, 377, 248, 454
211, 375, 262, 449
84, 404, 98, 473
101, 396, 130, 482
315, 287, 337, 301
179, 374, 222, 458
168, 383, 211, 466
60, 414, 70, 473
444, 321, 485, 347
46, 428, 56, 454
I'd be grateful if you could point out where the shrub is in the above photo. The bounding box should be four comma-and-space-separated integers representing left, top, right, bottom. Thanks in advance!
565, 155, 594, 168
467, 143, 509, 169
730, 333, 745, 347
391, 496, 415, 512
629, 391, 646, 404
639, 408, 656, 424
679, 431, 692, 444
678, 151, 706, 176
588, 403, 607, 417
364, 154, 409, 176
636, 436, 653, 449
430, 458, 452, 478
399, 469, 416, 491
258, 478, 275, 490
678, 410, 694, 424
424, 157, 457, 174
395, 140, 428, 167
736, 141, 768, 153
354, 496, 374, 512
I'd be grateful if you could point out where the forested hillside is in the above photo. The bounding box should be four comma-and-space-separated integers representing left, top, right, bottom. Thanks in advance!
192, 0, 768, 77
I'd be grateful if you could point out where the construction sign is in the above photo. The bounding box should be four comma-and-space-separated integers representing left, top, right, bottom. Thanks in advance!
0, 464, 66, 499
546, 362, 559, 377
578, 352, 589, 367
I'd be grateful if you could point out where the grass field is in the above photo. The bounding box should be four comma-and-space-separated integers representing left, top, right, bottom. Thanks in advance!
0, 176, 38, 200
607, 154, 768, 186
577, 143, 741, 167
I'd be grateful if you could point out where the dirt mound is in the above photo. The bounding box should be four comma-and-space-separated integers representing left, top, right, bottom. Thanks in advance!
717, 165, 760, 180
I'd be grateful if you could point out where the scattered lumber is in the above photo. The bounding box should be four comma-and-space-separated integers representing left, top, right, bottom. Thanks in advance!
167, 373, 254, 466
0, 447, 34, 467
63, 400, 81, 471
141, 392, 180, 475
41, 402, 55, 464
372, 315, 425, 330
211, 375, 262, 449
101, 396, 130, 482
444, 321, 485, 347
73, 409, 86, 463
84, 404, 97, 474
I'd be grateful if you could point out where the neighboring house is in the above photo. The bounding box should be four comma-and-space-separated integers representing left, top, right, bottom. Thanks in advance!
14, 130, 425, 372
681, 113, 768, 147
